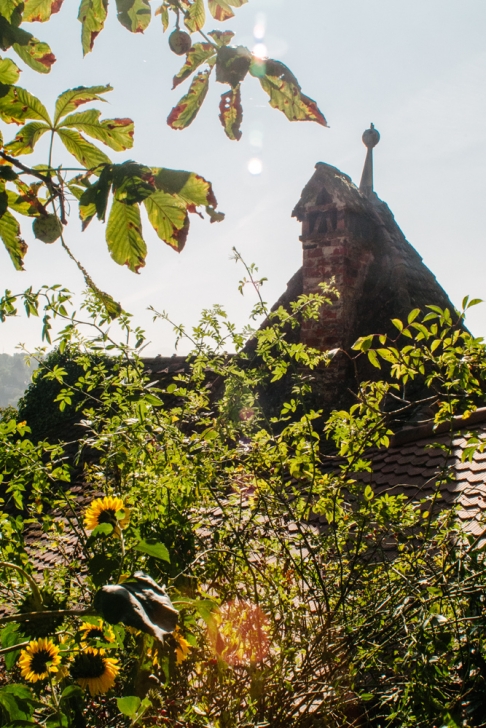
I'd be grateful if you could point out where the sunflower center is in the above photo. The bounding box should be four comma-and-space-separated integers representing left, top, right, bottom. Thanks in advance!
98, 509, 117, 525
85, 628, 104, 640
30, 649, 53, 675
71, 652, 106, 679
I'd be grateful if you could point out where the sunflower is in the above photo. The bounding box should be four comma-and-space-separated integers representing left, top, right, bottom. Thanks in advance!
19, 638, 61, 682
84, 496, 130, 532
79, 619, 115, 645
173, 627, 192, 664
70, 647, 119, 696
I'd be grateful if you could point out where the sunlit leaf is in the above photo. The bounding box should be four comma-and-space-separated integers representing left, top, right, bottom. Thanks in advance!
153, 168, 217, 208
0, 0, 24, 23
12, 30, 56, 73
167, 70, 210, 130
216, 45, 251, 87
78, 0, 108, 55
78, 164, 113, 227
106, 198, 146, 272
7, 188, 44, 216
219, 85, 242, 140
134, 539, 170, 562
60, 109, 134, 151
0, 209, 27, 270
54, 84, 112, 125
112, 161, 154, 204
0, 85, 50, 124
57, 127, 111, 169
144, 191, 189, 252
4, 121, 49, 154
0, 55, 20, 84
184, 0, 205, 33
208, 29, 234, 47
115, 0, 151, 33
23, 0, 64, 22
172, 42, 216, 89
208, 0, 234, 21
251, 59, 328, 127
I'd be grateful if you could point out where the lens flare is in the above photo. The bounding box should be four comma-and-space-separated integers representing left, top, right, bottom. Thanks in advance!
252, 43, 268, 60
209, 601, 270, 666
248, 158, 263, 176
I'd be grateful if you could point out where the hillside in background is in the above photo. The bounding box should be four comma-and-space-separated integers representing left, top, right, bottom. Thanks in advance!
0, 354, 35, 408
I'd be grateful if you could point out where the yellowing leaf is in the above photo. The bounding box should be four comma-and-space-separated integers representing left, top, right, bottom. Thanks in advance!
57, 128, 111, 169
0, 209, 27, 270
4, 121, 49, 155
144, 191, 189, 252
54, 84, 112, 125
173, 42, 216, 89
219, 85, 242, 140
115, 0, 151, 33
208, 0, 234, 21
208, 30, 234, 47
167, 70, 210, 130
23, 0, 64, 22
12, 29, 56, 73
153, 168, 217, 208
60, 109, 134, 151
184, 0, 205, 33
0, 0, 24, 22
106, 198, 146, 272
0, 55, 20, 84
253, 59, 328, 127
0, 86, 50, 124
78, 0, 108, 55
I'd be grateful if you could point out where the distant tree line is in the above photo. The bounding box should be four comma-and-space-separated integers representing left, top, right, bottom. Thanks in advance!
0, 353, 35, 408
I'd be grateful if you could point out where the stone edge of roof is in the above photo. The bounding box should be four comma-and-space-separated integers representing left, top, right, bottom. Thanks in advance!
391, 407, 486, 448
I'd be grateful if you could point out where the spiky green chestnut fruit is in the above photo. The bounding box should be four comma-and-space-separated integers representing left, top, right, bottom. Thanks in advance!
33, 214, 63, 244
169, 30, 192, 55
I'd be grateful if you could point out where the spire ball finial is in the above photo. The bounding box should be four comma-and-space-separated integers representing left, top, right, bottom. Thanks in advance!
362, 123, 380, 149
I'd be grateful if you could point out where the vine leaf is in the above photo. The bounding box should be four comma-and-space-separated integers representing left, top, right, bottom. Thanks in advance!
78, 0, 109, 55
0, 209, 27, 269
60, 110, 134, 152
219, 85, 242, 140
54, 84, 112, 125
115, 0, 151, 33
251, 59, 328, 127
167, 70, 211, 130
184, 0, 205, 33
172, 43, 216, 89
0, 55, 20, 84
106, 198, 146, 272
23, 0, 64, 23
57, 127, 111, 168
4, 121, 50, 154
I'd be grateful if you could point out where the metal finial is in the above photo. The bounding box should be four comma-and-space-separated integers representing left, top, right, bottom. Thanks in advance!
359, 123, 380, 199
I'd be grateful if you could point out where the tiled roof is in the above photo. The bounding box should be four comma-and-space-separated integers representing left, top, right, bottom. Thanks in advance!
11, 410, 486, 587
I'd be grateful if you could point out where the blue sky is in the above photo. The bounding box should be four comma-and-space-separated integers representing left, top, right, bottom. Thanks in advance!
1, 0, 486, 354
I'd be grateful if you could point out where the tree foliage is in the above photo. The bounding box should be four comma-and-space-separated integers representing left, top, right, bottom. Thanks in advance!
0, 273, 486, 726
0, 0, 327, 311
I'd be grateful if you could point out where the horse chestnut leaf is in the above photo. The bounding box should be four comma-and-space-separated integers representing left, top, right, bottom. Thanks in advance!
169, 30, 192, 56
